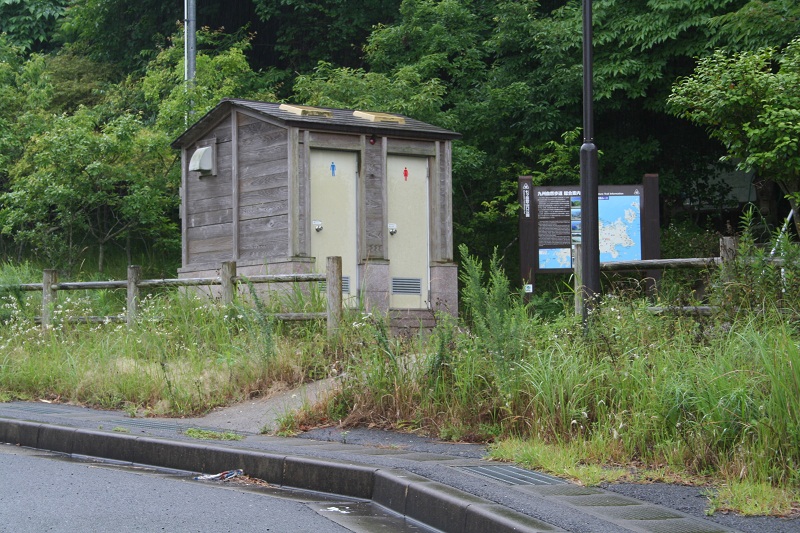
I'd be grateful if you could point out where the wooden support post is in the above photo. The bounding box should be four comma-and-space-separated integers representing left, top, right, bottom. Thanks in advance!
42, 269, 57, 330
642, 174, 661, 299
720, 237, 737, 263
573, 244, 583, 317
326, 256, 342, 336
127, 265, 141, 327
221, 261, 237, 305
719, 237, 737, 287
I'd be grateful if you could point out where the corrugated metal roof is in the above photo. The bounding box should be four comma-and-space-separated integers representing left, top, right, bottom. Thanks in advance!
172, 98, 461, 148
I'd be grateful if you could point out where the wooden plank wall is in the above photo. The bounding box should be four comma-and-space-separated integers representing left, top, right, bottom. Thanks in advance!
186, 121, 233, 265
183, 110, 453, 270
237, 114, 289, 260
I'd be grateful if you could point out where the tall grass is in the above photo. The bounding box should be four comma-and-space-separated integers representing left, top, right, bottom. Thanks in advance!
0, 281, 334, 415
2, 224, 799, 505
328, 238, 800, 493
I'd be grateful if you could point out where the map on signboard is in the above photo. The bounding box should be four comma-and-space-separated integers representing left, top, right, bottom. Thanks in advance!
598, 195, 641, 262
528, 180, 655, 274
539, 248, 572, 269
536, 193, 641, 269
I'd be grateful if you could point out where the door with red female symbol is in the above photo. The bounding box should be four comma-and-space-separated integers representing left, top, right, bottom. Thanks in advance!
387, 155, 429, 309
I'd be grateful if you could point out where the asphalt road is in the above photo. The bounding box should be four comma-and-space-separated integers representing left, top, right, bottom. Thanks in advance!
0, 445, 358, 533
3, 400, 799, 533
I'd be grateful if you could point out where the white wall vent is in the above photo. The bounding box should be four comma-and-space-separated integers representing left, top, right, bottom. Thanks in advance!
189, 144, 216, 176
319, 276, 350, 294
392, 277, 421, 295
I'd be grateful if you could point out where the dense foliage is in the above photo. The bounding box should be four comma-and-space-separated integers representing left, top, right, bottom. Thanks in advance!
670, 37, 800, 234
0, 0, 797, 274
1, 2, 798, 513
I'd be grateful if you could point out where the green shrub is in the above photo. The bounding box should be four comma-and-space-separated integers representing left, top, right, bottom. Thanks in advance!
711, 207, 800, 318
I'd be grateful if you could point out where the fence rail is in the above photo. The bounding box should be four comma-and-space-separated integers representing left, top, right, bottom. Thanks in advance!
574, 236, 741, 316
599, 257, 722, 271
2, 257, 343, 335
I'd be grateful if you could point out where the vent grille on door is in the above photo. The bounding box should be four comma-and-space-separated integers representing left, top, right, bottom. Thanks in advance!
392, 277, 422, 295
319, 276, 350, 294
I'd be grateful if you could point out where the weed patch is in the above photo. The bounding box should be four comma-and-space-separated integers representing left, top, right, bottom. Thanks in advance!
184, 428, 244, 441
0, 285, 339, 416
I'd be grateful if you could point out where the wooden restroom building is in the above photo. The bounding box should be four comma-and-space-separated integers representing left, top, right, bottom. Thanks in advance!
172, 99, 461, 325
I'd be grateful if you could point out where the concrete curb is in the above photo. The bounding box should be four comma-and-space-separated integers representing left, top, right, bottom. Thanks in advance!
0, 418, 555, 533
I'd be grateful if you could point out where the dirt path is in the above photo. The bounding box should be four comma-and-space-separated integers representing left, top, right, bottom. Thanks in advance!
179, 377, 339, 434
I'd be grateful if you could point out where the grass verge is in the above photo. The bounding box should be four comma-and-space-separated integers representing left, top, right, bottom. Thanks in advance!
2, 224, 800, 517
0, 283, 337, 416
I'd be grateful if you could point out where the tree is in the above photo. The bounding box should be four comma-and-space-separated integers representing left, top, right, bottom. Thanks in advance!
293, 62, 446, 124
0, 107, 177, 272
304, 0, 749, 266
4, 0, 799, 274
55, 0, 402, 77
0, 36, 54, 186
0, 35, 133, 260
252, 0, 403, 71
140, 28, 278, 140
55, 0, 183, 75
0, 27, 284, 271
0, 0, 67, 52
668, 38, 800, 234
710, 0, 800, 51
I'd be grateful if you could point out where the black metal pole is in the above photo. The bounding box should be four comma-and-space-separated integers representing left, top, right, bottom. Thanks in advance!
580, 0, 600, 320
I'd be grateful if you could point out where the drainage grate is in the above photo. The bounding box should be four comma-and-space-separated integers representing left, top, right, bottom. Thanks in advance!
108, 419, 252, 436
457, 465, 566, 486
0, 403, 85, 415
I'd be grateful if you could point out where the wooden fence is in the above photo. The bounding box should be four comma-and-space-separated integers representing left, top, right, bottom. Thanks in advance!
5, 257, 343, 336
574, 236, 740, 316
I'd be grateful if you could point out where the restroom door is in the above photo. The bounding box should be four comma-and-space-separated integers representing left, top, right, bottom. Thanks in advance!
387, 155, 429, 309
309, 149, 358, 299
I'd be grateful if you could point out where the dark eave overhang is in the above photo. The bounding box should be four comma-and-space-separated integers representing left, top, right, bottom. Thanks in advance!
171, 99, 461, 149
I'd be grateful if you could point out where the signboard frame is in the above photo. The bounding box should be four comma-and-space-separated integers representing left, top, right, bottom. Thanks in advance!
519, 174, 659, 287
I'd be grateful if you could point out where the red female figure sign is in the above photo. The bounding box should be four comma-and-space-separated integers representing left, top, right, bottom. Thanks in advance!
403, 167, 409, 181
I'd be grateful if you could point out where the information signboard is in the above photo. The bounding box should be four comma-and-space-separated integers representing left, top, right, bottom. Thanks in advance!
518, 175, 659, 283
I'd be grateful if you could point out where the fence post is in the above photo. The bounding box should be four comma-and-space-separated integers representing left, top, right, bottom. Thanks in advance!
127, 265, 141, 327
326, 256, 342, 336
42, 269, 57, 330
221, 261, 237, 304
573, 244, 583, 317
720, 236, 737, 263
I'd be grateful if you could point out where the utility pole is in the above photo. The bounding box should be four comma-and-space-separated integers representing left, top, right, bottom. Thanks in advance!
185, 0, 196, 83
184, 0, 196, 126
579, 0, 600, 322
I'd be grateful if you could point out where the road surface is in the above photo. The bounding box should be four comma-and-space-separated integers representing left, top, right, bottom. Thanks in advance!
0, 444, 426, 532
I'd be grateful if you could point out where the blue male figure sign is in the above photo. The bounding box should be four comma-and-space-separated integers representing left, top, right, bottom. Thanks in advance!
330, 161, 336, 176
